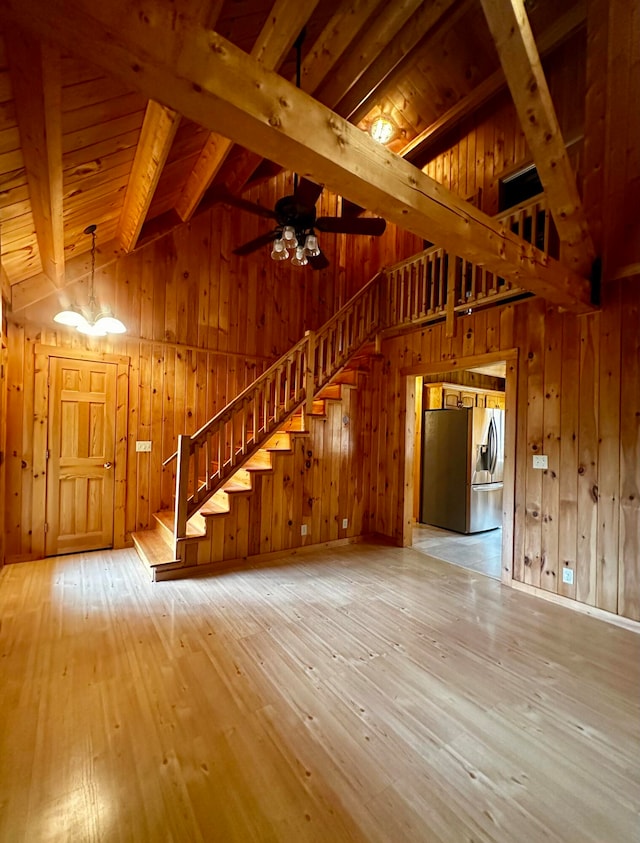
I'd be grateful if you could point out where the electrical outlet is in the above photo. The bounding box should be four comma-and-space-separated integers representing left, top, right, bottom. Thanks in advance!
562, 567, 574, 585
136, 440, 152, 452
342, 518, 348, 529
300, 524, 308, 536
532, 454, 548, 469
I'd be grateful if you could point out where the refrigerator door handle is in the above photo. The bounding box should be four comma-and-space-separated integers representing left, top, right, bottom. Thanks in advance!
472, 482, 504, 492
488, 417, 498, 475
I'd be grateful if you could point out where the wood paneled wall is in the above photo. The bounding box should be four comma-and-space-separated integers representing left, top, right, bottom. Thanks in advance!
0, 294, 7, 570
195, 385, 373, 566
420, 30, 586, 213
4, 186, 418, 563
367, 281, 640, 621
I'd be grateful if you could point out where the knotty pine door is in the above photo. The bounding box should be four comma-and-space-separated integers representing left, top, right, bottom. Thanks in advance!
45, 357, 117, 556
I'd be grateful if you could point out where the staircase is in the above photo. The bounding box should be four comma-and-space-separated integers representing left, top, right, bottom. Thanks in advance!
133, 194, 554, 580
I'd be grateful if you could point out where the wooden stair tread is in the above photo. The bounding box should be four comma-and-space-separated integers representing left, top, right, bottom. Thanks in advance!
223, 479, 252, 494
316, 383, 342, 400
245, 452, 272, 471
198, 488, 231, 516
132, 529, 178, 568
154, 510, 202, 538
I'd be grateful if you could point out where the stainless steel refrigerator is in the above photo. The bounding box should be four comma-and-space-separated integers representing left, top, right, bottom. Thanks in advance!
420, 407, 504, 533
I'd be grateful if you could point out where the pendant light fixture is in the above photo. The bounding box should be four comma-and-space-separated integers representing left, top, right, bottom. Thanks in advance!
54, 224, 126, 336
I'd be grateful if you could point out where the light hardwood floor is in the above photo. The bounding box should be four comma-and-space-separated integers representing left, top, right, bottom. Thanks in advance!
0, 543, 638, 842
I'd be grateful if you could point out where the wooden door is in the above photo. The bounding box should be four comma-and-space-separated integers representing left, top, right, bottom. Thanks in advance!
46, 357, 117, 556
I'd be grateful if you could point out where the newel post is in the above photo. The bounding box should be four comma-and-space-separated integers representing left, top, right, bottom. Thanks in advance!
174, 434, 190, 543
305, 330, 316, 416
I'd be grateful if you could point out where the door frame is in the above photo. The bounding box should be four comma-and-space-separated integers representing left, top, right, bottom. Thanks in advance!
33, 345, 129, 558
400, 348, 519, 586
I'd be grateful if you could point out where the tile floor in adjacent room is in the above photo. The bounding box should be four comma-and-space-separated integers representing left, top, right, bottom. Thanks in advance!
412, 522, 503, 580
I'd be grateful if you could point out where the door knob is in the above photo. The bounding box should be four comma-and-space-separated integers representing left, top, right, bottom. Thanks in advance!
103, 462, 113, 469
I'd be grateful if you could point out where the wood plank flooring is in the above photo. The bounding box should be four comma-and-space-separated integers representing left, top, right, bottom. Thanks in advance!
0, 543, 638, 842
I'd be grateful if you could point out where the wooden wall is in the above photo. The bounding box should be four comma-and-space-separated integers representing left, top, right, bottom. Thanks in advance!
4, 184, 418, 563
367, 280, 640, 621
0, 292, 7, 571
194, 385, 374, 565
419, 30, 586, 213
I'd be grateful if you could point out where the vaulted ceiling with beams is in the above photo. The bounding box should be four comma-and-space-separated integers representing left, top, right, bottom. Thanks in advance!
0, 0, 592, 312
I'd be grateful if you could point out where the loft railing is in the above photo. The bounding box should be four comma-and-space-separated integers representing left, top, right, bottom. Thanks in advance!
166, 193, 553, 555
384, 193, 555, 331
168, 272, 383, 543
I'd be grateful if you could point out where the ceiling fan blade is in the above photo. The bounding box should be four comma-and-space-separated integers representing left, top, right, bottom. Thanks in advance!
315, 216, 387, 236
341, 198, 365, 217
211, 186, 276, 220
308, 252, 330, 271
294, 177, 324, 208
233, 230, 277, 256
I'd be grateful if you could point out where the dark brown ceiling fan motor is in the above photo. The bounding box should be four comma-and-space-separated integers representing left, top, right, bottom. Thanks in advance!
226, 30, 386, 269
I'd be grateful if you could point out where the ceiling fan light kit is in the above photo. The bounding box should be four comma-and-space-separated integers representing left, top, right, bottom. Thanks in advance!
54, 225, 126, 336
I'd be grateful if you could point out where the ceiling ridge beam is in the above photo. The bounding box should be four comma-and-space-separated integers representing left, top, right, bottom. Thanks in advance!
2, 0, 594, 313
338, 0, 463, 124
223, 0, 447, 197
116, 101, 181, 253
174, 0, 321, 223
6, 32, 64, 286
313, 0, 424, 109
223, 0, 384, 195
480, 0, 595, 275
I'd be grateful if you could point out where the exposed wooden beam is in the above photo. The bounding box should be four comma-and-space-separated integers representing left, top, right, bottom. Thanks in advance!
226, 0, 458, 195
11, 238, 123, 313
6, 33, 64, 286
299, 0, 381, 95
3, 0, 594, 313
114, 0, 227, 250
0, 264, 11, 304
174, 0, 321, 222
480, 0, 595, 275
337, 0, 460, 123
117, 101, 181, 252
224, 0, 383, 194
313, 0, 423, 110
399, 3, 587, 165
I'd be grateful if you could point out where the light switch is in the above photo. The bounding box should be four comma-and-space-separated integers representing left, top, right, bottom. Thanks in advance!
136, 440, 152, 452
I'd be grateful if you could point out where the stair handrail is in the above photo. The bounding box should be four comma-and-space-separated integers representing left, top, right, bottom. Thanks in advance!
169, 194, 554, 553
171, 269, 386, 542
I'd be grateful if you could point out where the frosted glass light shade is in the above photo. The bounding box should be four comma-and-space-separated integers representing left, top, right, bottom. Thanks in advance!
54, 308, 87, 327
291, 247, 308, 267
94, 315, 126, 334
282, 226, 298, 248
271, 238, 289, 261
304, 234, 320, 257
77, 321, 108, 336
370, 115, 395, 144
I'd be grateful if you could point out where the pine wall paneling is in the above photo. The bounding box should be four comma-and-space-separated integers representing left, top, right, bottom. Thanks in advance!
367, 282, 640, 621
0, 294, 7, 568
5, 186, 419, 562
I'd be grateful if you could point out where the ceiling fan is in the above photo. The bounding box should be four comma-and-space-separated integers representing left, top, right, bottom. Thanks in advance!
226, 28, 386, 269
226, 177, 387, 270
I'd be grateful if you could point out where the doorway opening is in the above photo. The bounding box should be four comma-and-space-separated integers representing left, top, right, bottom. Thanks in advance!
403, 352, 517, 584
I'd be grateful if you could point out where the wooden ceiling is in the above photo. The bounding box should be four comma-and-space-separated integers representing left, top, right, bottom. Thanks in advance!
0, 0, 591, 311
